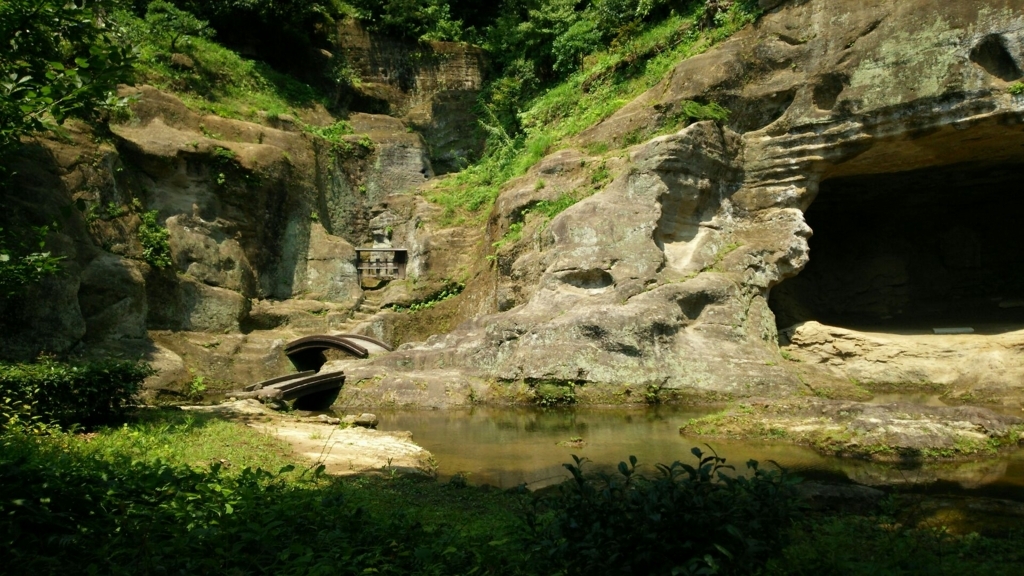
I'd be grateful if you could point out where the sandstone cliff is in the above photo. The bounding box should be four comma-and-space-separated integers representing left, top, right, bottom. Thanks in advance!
0, 87, 449, 391
4, 0, 1024, 410
334, 0, 1024, 408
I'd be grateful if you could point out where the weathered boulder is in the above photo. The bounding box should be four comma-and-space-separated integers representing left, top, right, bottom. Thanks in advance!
680, 398, 1024, 461
783, 321, 1024, 404
78, 253, 148, 341
342, 413, 380, 428
300, 223, 360, 302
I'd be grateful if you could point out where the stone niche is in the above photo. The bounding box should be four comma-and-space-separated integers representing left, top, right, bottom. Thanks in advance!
771, 155, 1024, 334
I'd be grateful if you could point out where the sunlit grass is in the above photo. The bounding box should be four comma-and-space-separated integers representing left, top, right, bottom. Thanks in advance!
426, 4, 760, 226
78, 408, 295, 473
135, 38, 323, 121
113, 10, 325, 123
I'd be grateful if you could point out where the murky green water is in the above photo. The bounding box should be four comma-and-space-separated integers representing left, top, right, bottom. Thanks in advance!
376, 406, 1024, 498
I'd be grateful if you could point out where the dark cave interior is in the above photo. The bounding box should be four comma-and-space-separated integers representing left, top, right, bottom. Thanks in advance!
770, 161, 1024, 333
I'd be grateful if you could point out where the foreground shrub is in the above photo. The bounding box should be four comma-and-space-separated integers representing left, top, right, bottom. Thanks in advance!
0, 359, 153, 430
525, 447, 801, 575
0, 431, 512, 575
763, 515, 1024, 575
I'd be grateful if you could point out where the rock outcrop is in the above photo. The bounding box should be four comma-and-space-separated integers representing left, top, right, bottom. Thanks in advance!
680, 398, 1024, 461
341, 0, 1024, 408
337, 21, 487, 173
0, 84, 433, 392
5, 0, 1024, 414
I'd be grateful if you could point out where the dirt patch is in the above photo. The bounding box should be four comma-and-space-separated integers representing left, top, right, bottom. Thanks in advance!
182, 400, 434, 476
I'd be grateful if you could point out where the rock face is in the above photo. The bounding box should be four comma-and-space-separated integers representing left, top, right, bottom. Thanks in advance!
337, 21, 487, 173
783, 322, 1024, 403
0, 84, 432, 392
680, 398, 1024, 461
342, 0, 1024, 407
5, 0, 1024, 411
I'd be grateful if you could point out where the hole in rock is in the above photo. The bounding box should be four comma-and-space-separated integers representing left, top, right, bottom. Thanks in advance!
970, 34, 1023, 81
812, 74, 846, 111
725, 88, 797, 133
559, 268, 614, 290
769, 161, 1024, 334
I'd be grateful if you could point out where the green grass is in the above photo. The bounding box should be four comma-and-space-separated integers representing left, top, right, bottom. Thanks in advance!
426, 3, 760, 225
0, 410, 532, 574
492, 221, 525, 251
338, 474, 526, 542
490, 193, 579, 254
144, 39, 321, 120
113, 10, 326, 123
531, 193, 578, 219
78, 408, 295, 472
48, 409, 527, 534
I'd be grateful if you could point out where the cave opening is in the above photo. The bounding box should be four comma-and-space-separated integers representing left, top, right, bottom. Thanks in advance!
769, 161, 1024, 334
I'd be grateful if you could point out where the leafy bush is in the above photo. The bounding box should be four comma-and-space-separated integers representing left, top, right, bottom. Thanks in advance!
388, 281, 465, 312
138, 210, 173, 268
0, 431, 513, 574
525, 448, 801, 575
307, 119, 354, 143
0, 225, 64, 299
552, 18, 604, 74
0, 359, 154, 431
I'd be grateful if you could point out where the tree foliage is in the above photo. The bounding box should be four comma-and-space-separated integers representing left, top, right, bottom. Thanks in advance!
0, 226, 64, 300
165, 0, 352, 80
0, 358, 152, 431
349, 0, 464, 41
0, 0, 135, 151
143, 0, 212, 51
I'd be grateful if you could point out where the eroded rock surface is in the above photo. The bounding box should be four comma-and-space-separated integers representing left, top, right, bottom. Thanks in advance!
680, 398, 1024, 461
4, 0, 1024, 417
337, 21, 486, 173
783, 321, 1024, 404
343, 0, 1024, 408
0, 85, 433, 392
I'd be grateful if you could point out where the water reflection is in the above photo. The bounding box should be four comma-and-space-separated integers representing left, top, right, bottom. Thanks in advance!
376, 406, 1024, 499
